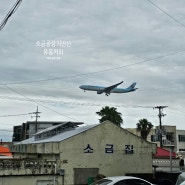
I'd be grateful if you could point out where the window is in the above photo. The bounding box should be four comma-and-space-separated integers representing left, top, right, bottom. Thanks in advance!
178, 135, 185, 142
151, 134, 160, 142
166, 132, 174, 142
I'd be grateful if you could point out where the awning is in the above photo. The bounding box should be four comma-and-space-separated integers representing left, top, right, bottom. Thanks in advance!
154, 147, 176, 158
0, 146, 12, 156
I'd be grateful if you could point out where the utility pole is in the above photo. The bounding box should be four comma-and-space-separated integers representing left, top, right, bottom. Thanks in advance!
31, 106, 41, 133
154, 106, 168, 148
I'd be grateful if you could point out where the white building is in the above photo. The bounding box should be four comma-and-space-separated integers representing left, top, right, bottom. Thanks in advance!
176, 130, 185, 156
1, 121, 156, 185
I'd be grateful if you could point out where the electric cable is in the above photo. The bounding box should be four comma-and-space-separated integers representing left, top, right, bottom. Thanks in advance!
146, 0, 185, 28
0, 113, 32, 117
0, 49, 184, 85
0, 0, 22, 31
3, 84, 79, 121
0, 129, 12, 132
0, 94, 184, 117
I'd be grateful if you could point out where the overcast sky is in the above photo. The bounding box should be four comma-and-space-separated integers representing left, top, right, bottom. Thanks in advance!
0, 0, 185, 141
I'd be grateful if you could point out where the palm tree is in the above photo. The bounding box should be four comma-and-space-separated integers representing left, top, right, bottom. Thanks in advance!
96, 106, 123, 127
136, 118, 153, 140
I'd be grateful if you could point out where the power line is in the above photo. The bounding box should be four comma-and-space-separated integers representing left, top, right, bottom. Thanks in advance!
0, 94, 184, 121
3, 84, 79, 121
0, 94, 154, 108
0, 129, 12, 132
0, 94, 185, 116
0, 0, 22, 31
0, 113, 31, 117
168, 107, 185, 116
0, 49, 185, 85
146, 0, 185, 28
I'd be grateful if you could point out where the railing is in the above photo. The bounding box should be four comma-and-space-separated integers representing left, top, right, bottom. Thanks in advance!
153, 158, 181, 172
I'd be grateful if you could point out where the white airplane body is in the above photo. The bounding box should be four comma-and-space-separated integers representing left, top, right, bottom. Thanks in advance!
79, 81, 137, 96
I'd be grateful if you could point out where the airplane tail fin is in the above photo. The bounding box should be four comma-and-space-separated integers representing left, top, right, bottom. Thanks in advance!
128, 82, 137, 90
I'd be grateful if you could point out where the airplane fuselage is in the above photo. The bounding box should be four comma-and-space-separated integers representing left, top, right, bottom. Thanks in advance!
79, 81, 137, 96
79, 85, 136, 94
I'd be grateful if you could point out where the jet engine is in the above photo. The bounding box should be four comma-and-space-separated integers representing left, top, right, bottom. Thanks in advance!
97, 89, 103, 94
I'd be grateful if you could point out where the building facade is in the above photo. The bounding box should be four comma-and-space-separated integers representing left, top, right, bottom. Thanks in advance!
128, 125, 185, 172
1, 121, 156, 185
176, 130, 185, 156
12, 121, 83, 142
127, 125, 177, 152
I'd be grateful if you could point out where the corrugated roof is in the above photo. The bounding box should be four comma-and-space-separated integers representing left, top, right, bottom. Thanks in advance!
35, 122, 69, 134
35, 121, 82, 135
14, 124, 97, 145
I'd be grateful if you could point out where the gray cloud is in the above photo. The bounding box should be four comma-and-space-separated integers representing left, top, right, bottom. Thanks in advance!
0, 0, 185, 141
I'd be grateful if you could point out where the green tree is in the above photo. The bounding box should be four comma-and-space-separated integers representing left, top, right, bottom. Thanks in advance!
96, 106, 123, 126
136, 118, 153, 140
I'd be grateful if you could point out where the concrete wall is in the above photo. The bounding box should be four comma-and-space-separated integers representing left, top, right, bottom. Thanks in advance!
59, 121, 156, 185
12, 142, 59, 154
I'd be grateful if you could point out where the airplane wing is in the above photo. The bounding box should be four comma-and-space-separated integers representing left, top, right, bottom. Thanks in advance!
103, 81, 123, 95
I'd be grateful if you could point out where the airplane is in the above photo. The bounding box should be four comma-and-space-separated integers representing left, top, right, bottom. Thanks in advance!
79, 81, 137, 96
